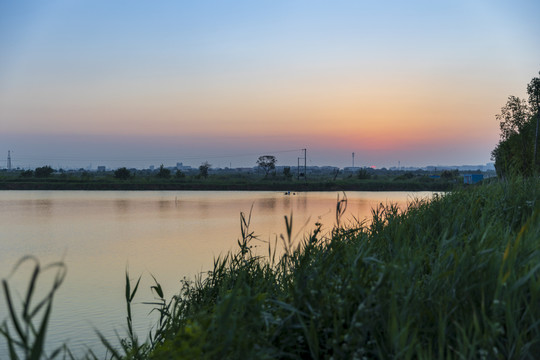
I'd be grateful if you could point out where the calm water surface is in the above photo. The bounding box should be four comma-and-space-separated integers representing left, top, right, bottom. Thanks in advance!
0, 190, 433, 356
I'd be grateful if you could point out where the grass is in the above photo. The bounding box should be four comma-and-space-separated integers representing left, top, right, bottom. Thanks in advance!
0, 256, 68, 360
1, 177, 539, 359
147, 178, 540, 359
0, 170, 459, 191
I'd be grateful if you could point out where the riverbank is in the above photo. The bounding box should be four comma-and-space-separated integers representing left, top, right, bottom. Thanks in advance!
0, 178, 455, 191
0, 167, 469, 191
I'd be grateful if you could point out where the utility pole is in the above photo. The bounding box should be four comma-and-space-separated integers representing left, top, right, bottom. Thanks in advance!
7, 150, 12, 171
352, 152, 355, 168
297, 157, 301, 180
303, 148, 307, 181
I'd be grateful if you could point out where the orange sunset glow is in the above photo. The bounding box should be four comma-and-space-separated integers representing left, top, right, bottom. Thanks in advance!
1, 1, 539, 169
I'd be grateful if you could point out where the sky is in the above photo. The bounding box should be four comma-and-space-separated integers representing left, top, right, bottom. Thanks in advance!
1, 0, 539, 169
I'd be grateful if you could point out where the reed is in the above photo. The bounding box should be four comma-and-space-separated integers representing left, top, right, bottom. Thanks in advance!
0, 256, 67, 360
148, 178, 540, 359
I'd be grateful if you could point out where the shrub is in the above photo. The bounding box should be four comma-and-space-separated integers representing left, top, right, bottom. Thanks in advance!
114, 167, 131, 180
34, 166, 54, 178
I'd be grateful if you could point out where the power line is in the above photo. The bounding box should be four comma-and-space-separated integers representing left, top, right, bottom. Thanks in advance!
10, 148, 304, 163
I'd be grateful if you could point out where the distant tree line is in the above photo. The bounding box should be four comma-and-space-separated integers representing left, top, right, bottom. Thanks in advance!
19, 166, 55, 178
492, 71, 540, 177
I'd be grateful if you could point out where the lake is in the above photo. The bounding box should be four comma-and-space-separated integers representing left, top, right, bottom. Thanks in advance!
0, 190, 433, 357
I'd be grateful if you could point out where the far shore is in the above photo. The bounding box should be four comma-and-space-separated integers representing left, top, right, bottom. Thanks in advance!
0, 180, 455, 192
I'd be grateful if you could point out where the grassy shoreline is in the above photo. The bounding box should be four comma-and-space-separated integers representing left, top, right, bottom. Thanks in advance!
0, 167, 468, 191
147, 178, 540, 359
0, 179, 455, 191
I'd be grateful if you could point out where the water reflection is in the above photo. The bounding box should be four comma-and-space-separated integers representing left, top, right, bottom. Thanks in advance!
197, 200, 210, 217
158, 199, 172, 211
30, 199, 54, 217
115, 199, 129, 213
0, 190, 434, 357
296, 194, 308, 211
257, 197, 276, 210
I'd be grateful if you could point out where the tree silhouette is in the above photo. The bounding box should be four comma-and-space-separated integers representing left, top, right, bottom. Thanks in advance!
527, 72, 540, 167
114, 167, 131, 180
199, 162, 211, 179
492, 71, 540, 177
257, 155, 276, 177
156, 164, 171, 179
283, 166, 292, 180
35, 166, 54, 178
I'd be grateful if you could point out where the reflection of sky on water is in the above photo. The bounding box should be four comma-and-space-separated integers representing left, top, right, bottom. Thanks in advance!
0, 190, 434, 357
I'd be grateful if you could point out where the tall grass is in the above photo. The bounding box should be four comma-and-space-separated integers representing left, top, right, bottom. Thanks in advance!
0, 256, 68, 360
147, 178, 539, 359
2, 178, 539, 359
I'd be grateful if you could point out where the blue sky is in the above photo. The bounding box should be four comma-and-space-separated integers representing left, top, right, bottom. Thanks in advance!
1, 0, 539, 169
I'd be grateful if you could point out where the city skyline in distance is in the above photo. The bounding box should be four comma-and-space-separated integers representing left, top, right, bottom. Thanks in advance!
2, 143, 494, 171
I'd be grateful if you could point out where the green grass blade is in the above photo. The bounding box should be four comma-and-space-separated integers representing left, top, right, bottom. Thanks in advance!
29, 296, 53, 360
0, 324, 21, 360
2, 280, 27, 348
22, 264, 40, 322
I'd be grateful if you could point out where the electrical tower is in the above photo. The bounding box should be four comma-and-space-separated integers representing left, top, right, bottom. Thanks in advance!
352, 152, 355, 168
302, 148, 307, 181
297, 149, 307, 181
7, 150, 12, 171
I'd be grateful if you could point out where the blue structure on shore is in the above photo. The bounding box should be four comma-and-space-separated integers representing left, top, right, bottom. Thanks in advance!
463, 174, 483, 184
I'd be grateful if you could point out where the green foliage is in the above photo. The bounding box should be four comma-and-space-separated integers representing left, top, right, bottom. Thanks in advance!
0, 166, 461, 191
0, 175, 458, 191
440, 169, 459, 179
199, 162, 211, 179
156, 165, 171, 179
497, 96, 530, 141
175, 170, 185, 179
283, 167, 292, 180
257, 155, 277, 177
19, 170, 33, 178
527, 72, 540, 168
114, 167, 132, 180
0, 256, 67, 359
492, 119, 536, 177
357, 167, 371, 180
393, 172, 415, 181
147, 179, 540, 359
492, 71, 540, 177
81, 171, 92, 180
34, 166, 54, 178
528, 73, 540, 110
